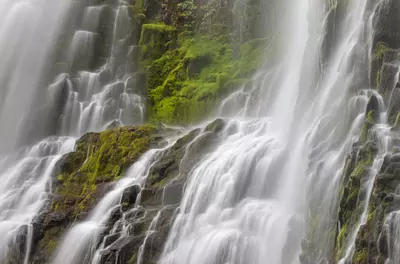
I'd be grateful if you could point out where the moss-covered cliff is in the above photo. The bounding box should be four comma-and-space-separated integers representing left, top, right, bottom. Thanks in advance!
331, 1, 400, 263
29, 118, 225, 264
131, 0, 270, 124
30, 125, 166, 263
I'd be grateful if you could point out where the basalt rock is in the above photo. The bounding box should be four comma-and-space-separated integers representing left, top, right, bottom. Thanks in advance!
31, 124, 165, 263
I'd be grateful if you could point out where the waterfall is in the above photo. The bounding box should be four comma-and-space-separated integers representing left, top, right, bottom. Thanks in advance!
51, 149, 161, 264
0, 0, 144, 263
158, 0, 381, 263
1, 0, 400, 263
46, 0, 390, 263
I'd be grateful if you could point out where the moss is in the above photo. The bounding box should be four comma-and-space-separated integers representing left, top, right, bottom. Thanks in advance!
128, 254, 137, 264
394, 112, 400, 128
374, 42, 392, 61
353, 248, 368, 263
37, 227, 64, 257
139, 23, 178, 66
145, 34, 268, 124
373, 42, 395, 91
131, 0, 145, 23
52, 125, 159, 219
336, 224, 347, 259
335, 140, 380, 260
134, 0, 270, 125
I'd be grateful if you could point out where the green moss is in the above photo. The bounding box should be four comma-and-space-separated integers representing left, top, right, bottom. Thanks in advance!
131, 0, 145, 23
139, 23, 177, 66
128, 254, 137, 264
146, 34, 268, 124
375, 42, 392, 61
353, 249, 368, 263
394, 112, 400, 128
336, 224, 347, 259
38, 227, 64, 256
374, 42, 395, 91
52, 125, 158, 219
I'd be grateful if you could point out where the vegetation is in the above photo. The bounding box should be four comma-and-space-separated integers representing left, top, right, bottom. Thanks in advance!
130, 0, 270, 125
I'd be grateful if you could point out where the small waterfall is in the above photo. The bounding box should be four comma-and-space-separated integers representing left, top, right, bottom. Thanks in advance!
158, 0, 379, 263
52, 149, 160, 264
0, 0, 145, 262
338, 92, 391, 263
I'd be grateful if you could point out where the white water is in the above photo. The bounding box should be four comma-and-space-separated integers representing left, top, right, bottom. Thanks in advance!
0, 0, 145, 262
47, 0, 387, 263
52, 149, 160, 264
159, 0, 380, 263
0, 0, 398, 263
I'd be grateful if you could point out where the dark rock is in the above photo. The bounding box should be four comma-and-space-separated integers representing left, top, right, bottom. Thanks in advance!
366, 94, 381, 114
378, 62, 399, 96
44, 212, 68, 227
373, 0, 400, 49
121, 185, 141, 210
104, 233, 122, 248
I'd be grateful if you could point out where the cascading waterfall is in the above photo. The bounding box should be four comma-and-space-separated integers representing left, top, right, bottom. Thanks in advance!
1, 0, 400, 263
0, 0, 145, 263
46, 0, 394, 263
159, 0, 383, 264
0, 1, 71, 262
52, 149, 161, 264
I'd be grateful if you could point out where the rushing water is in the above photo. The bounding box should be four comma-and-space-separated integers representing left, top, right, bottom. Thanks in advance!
159, 0, 385, 264
49, 0, 391, 263
1, 0, 399, 263
0, 0, 145, 263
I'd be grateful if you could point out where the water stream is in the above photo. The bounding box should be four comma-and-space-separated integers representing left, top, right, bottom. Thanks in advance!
0, 0, 145, 262
0, 0, 399, 263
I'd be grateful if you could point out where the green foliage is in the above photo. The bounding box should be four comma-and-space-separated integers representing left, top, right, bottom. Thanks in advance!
353, 249, 368, 263
131, 0, 145, 23
373, 42, 394, 90
336, 224, 347, 259
394, 112, 400, 128
53, 125, 157, 219
139, 23, 178, 66
144, 32, 268, 124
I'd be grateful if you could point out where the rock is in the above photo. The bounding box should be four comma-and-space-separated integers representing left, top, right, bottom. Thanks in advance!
366, 94, 381, 114
44, 212, 68, 227
388, 88, 400, 118
205, 118, 225, 133
379, 62, 399, 96
373, 0, 400, 49
121, 185, 141, 210
104, 233, 122, 248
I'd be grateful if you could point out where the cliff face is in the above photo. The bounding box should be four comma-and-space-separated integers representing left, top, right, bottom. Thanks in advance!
134, 0, 271, 124
25, 1, 271, 262
331, 1, 400, 263
27, 119, 225, 264
21, 0, 400, 264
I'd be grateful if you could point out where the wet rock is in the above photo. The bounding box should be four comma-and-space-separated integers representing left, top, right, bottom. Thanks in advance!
373, 0, 400, 49
44, 212, 68, 227
104, 233, 121, 248
379, 62, 399, 96
121, 185, 141, 210
163, 181, 184, 205
366, 94, 380, 114
126, 72, 148, 96
388, 88, 400, 119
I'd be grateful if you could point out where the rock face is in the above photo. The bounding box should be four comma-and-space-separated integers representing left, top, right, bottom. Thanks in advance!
94, 118, 226, 264
30, 125, 166, 263
27, 118, 225, 264
134, 0, 270, 124
19, 0, 269, 262
331, 1, 400, 263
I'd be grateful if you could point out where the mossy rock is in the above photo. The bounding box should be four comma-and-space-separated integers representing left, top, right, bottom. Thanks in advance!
139, 23, 178, 66
32, 124, 165, 262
